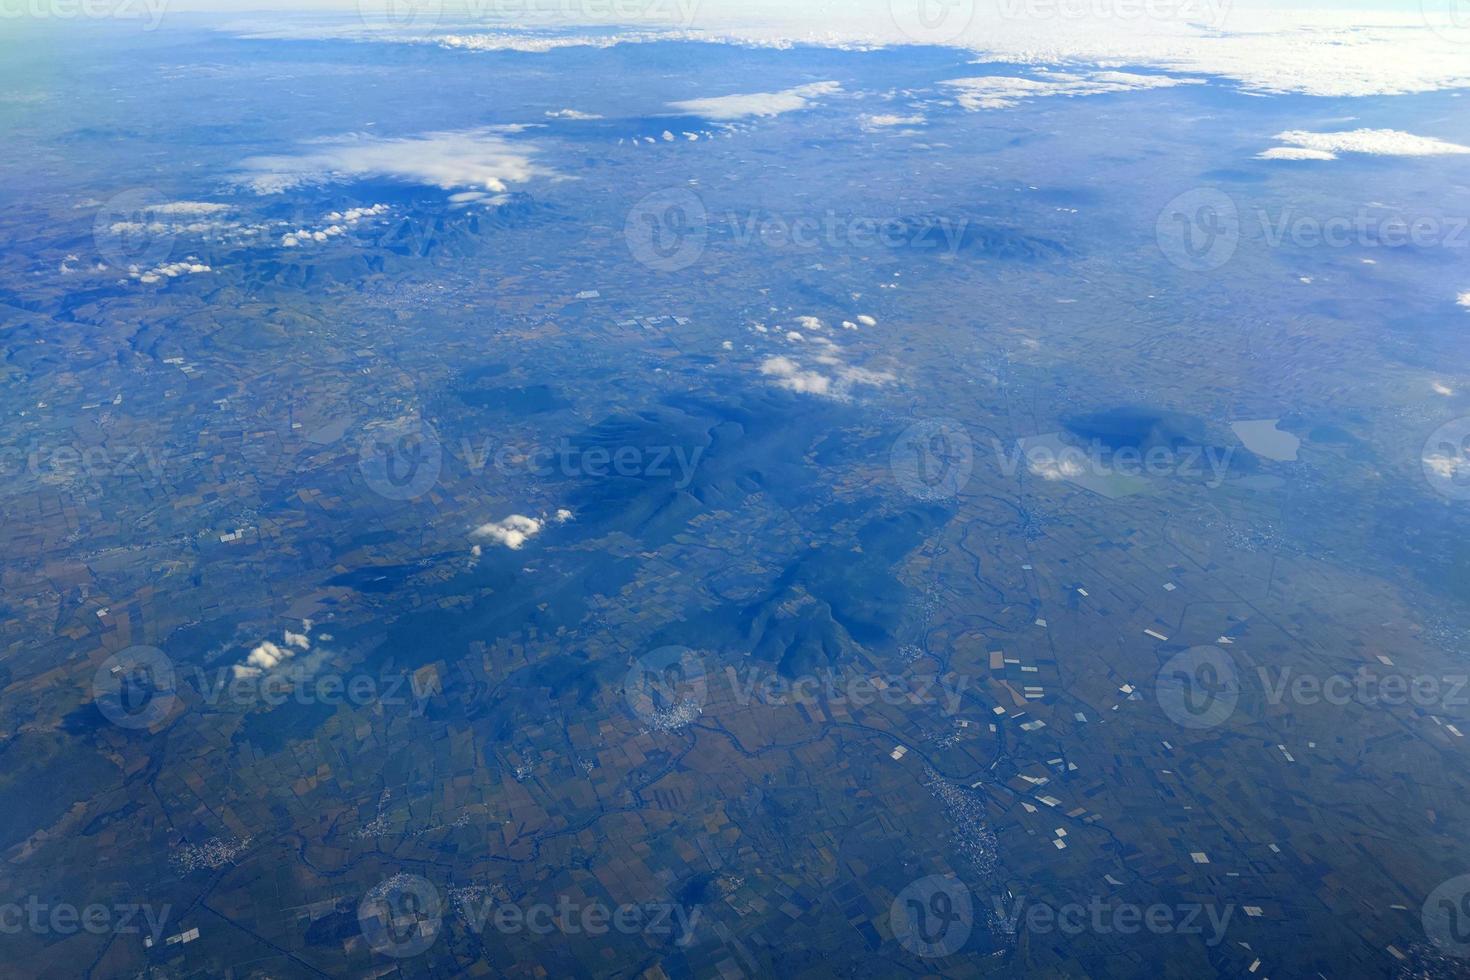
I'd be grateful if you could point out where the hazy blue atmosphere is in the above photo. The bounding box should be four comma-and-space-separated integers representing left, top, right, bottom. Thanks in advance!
2, 4, 1469, 978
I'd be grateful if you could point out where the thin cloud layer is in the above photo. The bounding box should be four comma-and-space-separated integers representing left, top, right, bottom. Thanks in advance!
1256, 146, 1337, 161
1260, 129, 1470, 160
942, 70, 1201, 110
860, 113, 925, 129
238, 129, 549, 195
668, 81, 841, 120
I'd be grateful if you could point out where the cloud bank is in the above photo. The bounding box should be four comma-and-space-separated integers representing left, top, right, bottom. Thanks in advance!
219, 3, 1470, 99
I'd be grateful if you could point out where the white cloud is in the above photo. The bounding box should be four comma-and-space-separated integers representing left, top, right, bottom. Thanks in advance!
1256, 146, 1337, 161
758, 336, 893, 399
238, 129, 548, 195
151, 201, 231, 216
806, 336, 842, 362
105, 201, 247, 239
1265, 129, 1470, 158
545, 108, 603, 120
224, 5, 1470, 100
282, 203, 390, 247
230, 626, 338, 683
833, 364, 894, 388
471, 514, 545, 550
436, 31, 661, 53
795, 315, 825, 331
1030, 454, 1087, 482
761, 356, 831, 396
941, 75, 1056, 111
445, 190, 513, 209
1459, 292, 1470, 310
668, 81, 841, 121
234, 641, 290, 679
233, 630, 315, 680
942, 70, 1202, 110
1424, 449, 1470, 484
129, 259, 211, 284
861, 113, 925, 129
